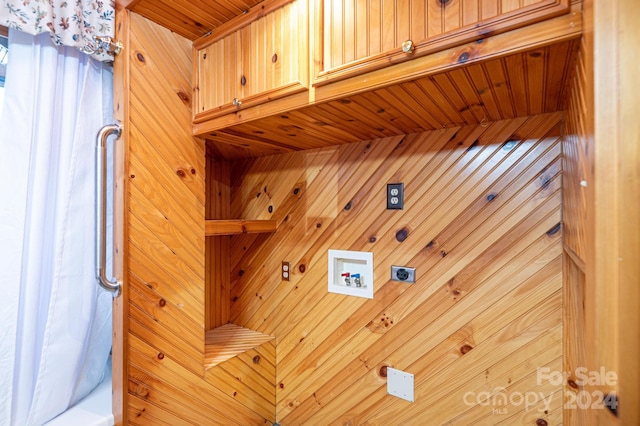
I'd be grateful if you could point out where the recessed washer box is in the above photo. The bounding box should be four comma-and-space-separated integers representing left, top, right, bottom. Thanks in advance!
328, 249, 374, 299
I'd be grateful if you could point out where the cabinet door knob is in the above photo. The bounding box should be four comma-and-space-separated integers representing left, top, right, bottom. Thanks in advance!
401, 39, 414, 53
233, 98, 242, 108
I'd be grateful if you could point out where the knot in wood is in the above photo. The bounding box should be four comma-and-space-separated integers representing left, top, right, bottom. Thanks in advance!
379, 365, 388, 377
458, 51, 470, 63
158, 298, 166, 307
177, 91, 190, 104
396, 228, 409, 242
546, 223, 562, 237
460, 344, 473, 354
252, 355, 261, 364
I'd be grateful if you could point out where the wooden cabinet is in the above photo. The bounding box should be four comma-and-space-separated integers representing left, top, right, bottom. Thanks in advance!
313, 0, 570, 84
193, 0, 309, 122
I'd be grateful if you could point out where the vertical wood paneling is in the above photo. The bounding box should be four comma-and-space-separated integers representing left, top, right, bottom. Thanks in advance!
227, 113, 564, 424
321, 0, 560, 74
444, 0, 462, 32
368, 0, 382, 56
206, 157, 231, 329
195, 0, 308, 120
563, 251, 587, 425
560, 33, 587, 414
396, 0, 411, 45
615, 0, 640, 421
427, 0, 444, 38
327, 0, 343, 70
462, 0, 479, 26
502, 0, 523, 13
197, 31, 240, 112
343, 0, 356, 64
355, 0, 368, 58
410, 0, 427, 41
381, 0, 396, 52
568, 0, 640, 423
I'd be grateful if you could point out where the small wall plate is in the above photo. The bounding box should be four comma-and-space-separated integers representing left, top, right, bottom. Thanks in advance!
387, 367, 414, 402
328, 249, 374, 299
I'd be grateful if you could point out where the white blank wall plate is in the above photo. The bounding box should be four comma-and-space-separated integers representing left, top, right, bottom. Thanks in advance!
387, 367, 414, 402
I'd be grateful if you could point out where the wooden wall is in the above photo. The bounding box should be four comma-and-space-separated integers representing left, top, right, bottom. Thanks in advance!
227, 113, 564, 424
562, 33, 588, 425
122, 11, 568, 425
121, 13, 271, 425
579, 0, 640, 423
563, 38, 588, 266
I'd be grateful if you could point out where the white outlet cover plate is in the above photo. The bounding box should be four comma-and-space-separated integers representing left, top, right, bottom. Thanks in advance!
387, 367, 414, 402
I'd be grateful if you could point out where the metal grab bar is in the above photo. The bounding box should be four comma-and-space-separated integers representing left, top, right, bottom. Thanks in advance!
96, 123, 123, 297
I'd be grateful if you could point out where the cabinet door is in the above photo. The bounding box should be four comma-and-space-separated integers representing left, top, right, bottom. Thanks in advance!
195, 27, 247, 115
315, 0, 569, 84
194, 0, 308, 122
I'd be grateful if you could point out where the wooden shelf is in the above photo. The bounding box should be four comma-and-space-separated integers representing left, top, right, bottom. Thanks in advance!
205, 219, 277, 236
204, 323, 275, 369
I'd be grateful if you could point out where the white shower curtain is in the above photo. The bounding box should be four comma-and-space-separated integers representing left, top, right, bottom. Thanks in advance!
0, 30, 113, 425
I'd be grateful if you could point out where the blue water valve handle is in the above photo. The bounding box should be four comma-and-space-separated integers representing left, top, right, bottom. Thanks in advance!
352, 274, 362, 287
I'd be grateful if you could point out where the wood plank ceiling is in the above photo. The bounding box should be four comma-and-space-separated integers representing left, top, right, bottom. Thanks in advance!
204, 38, 579, 158
127, 0, 265, 40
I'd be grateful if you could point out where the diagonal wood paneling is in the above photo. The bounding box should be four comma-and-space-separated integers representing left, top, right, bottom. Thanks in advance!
204, 39, 579, 158
226, 113, 564, 424
125, 12, 273, 425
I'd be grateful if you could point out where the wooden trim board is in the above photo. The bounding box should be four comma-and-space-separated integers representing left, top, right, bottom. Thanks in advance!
205, 219, 277, 236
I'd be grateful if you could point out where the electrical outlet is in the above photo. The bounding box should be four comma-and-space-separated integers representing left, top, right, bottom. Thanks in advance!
282, 261, 290, 281
391, 266, 415, 283
387, 183, 404, 210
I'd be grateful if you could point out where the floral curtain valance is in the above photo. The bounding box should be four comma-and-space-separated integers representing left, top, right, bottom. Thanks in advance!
1, 0, 116, 61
